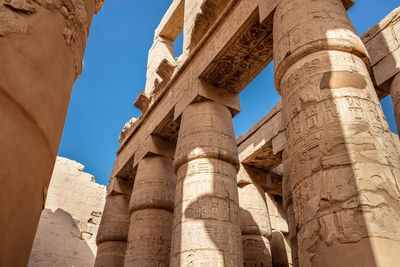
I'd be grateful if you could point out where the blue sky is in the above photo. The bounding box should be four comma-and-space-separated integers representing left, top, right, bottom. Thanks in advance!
58, 1, 400, 185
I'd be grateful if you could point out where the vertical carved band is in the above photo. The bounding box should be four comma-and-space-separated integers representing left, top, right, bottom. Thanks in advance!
124, 155, 176, 266
171, 100, 243, 266
274, 0, 400, 266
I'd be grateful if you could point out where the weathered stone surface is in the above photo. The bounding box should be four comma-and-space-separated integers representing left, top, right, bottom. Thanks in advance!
171, 100, 242, 266
145, 36, 177, 98
362, 7, 400, 97
125, 155, 176, 266
390, 73, 400, 135
0, 1, 101, 265
97, 1, 400, 266
154, 0, 184, 42
274, 0, 400, 266
95, 177, 132, 267
242, 235, 272, 267
265, 194, 288, 234
238, 176, 272, 267
237, 101, 284, 169
183, 0, 230, 54
28, 157, 106, 267
270, 230, 291, 267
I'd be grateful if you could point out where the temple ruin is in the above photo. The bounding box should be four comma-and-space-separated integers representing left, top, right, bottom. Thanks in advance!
29, 157, 106, 267
1, 0, 400, 266
95, 1, 400, 266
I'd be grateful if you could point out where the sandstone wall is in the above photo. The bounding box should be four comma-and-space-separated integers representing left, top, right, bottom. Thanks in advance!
29, 157, 106, 267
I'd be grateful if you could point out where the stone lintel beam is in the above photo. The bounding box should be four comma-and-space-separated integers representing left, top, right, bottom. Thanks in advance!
237, 101, 285, 170
361, 7, 400, 98
154, 0, 184, 41
200, 10, 273, 93
113, 0, 289, 186
119, 117, 138, 144
238, 164, 282, 197
107, 176, 134, 197
133, 91, 150, 114
132, 135, 175, 168
145, 36, 177, 97
174, 79, 241, 120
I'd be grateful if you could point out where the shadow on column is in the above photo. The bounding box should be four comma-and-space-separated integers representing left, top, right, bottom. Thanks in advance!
171, 100, 242, 266
29, 208, 95, 266
273, 0, 400, 266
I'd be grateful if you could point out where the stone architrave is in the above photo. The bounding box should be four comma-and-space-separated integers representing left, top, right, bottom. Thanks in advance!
171, 99, 243, 266
124, 154, 176, 266
391, 73, 400, 135
95, 177, 133, 267
238, 166, 272, 267
274, 0, 400, 266
0, 1, 103, 265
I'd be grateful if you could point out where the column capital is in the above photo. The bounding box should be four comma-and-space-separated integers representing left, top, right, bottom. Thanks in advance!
107, 177, 133, 197
133, 135, 175, 168
273, 0, 370, 92
174, 79, 241, 120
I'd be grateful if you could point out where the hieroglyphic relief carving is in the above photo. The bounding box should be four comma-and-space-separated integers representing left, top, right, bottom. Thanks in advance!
201, 12, 273, 93
238, 165, 272, 267
185, 0, 230, 53
125, 155, 176, 266
274, 0, 400, 266
171, 100, 243, 266
95, 177, 133, 267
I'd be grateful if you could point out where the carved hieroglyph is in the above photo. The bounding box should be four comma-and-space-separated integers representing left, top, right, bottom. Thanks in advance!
274, 0, 400, 266
171, 100, 243, 266
125, 155, 176, 266
391, 73, 400, 136
281, 150, 298, 267
238, 165, 272, 267
95, 177, 133, 267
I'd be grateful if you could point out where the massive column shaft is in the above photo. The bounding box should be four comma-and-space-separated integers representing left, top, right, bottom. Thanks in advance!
125, 154, 176, 266
171, 100, 243, 266
390, 73, 400, 135
274, 0, 400, 266
282, 150, 298, 267
238, 167, 272, 267
95, 177, 133, 267
0, 1, 102, 265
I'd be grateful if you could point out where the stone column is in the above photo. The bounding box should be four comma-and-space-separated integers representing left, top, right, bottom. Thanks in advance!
274, 0, 400, 266
0, 1, 103, 265
124, 154, 176, 266
171, 99, 243, 266
390, 73, 400, 135
282, 150, 298, 267
238, 166, 272, 267
95, 177, 133, 267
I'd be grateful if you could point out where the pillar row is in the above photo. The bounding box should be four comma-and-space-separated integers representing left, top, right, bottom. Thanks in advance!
124, 154, 176, 267
171, 99, 243, 266
95, 177, 133, 267
274, 0, 400, 266
238, 165, 272, 267
390, 73, 400, 136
